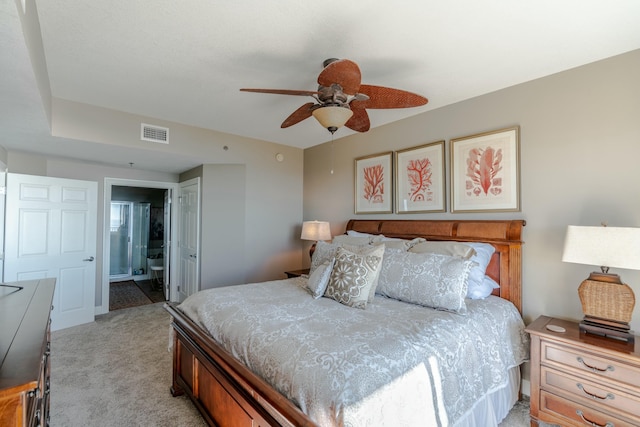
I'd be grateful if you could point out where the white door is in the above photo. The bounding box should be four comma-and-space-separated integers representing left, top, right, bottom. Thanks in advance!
5, 173, 97, 331
163, 189, 172, 300
176, 178, 200, 302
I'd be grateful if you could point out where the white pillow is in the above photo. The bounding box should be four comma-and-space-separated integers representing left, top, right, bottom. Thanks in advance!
377, 251, 472, 313
464, 242, 496, 293
467, 275, 500, 299
307, 259, 334, 299
324, 245, 385, 309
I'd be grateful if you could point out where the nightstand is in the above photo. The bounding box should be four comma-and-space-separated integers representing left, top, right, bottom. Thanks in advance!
526, 315, 640, 427
285, 268, 309, 278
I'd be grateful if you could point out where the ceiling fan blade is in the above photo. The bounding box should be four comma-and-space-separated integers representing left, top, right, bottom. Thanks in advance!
317, 59, 361, 95
345, 103, 370, 132
358, 84, 428, 109
281, 102, 316, 128
240, 88, 318, 96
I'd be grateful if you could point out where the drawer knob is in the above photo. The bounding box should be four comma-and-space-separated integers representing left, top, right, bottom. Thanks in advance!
577, 383, 615, 401
576, 410, 614, 427
577, 357, 614, 373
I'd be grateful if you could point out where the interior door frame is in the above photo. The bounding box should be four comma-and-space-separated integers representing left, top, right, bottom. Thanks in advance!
100, 178, 179, 314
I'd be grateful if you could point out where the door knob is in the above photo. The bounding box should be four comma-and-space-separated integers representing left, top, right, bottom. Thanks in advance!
83, 256, 95, 262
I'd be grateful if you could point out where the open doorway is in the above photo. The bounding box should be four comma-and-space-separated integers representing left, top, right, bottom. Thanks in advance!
101, 178, 179, 315
108, 188, 166, 311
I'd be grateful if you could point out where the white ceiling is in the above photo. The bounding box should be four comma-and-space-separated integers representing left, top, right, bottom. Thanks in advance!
1, 0, 640, 173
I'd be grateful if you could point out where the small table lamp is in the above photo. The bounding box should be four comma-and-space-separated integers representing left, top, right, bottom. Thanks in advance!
562, 225, 640, 343
301, 221, 331, 259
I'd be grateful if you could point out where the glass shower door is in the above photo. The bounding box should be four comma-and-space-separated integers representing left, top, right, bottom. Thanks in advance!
109, 202, 131, 277
131, 203, 150, 275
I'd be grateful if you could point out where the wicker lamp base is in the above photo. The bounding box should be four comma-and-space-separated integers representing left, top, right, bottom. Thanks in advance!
578, 273, 635, 343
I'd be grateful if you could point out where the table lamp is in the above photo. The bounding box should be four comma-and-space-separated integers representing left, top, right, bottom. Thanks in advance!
562, 225, 640, 343
301, 221, 331, 259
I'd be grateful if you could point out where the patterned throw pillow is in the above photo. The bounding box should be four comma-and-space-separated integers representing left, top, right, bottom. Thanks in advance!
324, 245, 385, 309
377, 251, 473, 313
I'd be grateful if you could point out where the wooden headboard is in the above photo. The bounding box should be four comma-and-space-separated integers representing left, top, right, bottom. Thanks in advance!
345, 219, 526, 314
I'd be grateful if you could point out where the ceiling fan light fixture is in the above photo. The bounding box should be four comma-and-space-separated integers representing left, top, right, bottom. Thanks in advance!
312, 106, 353, 134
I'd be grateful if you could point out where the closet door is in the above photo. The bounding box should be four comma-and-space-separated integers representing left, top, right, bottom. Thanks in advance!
5, 173, 97, 330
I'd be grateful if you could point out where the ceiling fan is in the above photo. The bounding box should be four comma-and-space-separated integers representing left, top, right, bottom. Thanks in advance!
240, 58, 428, 134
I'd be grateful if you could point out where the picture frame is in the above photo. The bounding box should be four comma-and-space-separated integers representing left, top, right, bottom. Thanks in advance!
395, 140, 446, 213
450, 126, 520, 213
354, 151, 393, 214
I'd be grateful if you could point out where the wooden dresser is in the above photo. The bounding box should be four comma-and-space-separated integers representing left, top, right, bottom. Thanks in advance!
0, 279, 56, 427
527, 315, 640, 427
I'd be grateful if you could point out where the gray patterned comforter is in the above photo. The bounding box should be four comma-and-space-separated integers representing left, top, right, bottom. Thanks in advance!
178, 277, 529, 426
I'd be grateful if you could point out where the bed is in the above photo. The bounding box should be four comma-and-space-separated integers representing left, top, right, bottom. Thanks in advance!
165, 219, 527, 427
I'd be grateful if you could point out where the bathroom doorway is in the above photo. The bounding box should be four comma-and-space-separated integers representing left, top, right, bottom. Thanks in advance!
101, 178, 177, 315
108, 185, 167, 284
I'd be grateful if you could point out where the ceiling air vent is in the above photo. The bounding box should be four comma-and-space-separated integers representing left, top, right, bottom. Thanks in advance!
141, 123, 169, 144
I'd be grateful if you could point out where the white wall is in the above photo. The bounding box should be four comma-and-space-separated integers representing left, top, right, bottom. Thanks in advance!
303, 49, 640, 333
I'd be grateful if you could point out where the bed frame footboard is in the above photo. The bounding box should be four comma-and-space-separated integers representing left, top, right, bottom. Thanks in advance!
165, 303, 318, 427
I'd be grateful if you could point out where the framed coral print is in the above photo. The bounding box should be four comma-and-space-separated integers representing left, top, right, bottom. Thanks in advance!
354, 151, 393, 214
450, 126, 520, 213
395, 141, 446, 213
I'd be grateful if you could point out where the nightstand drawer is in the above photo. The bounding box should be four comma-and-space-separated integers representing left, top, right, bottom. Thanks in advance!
528, 316, 640, 427
543, 341, 640, 389
542, 367, 640, 421
541, 390, 636, 427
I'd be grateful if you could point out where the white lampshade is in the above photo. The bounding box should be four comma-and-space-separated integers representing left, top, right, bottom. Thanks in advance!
312, 106, 353, 134
301, 221, 331, 241
562, 225, 640, 271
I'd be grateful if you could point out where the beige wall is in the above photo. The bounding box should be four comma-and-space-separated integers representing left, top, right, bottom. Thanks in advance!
304, 49, 640, 333
180, 164, 248, 288
5, 132, 304, 306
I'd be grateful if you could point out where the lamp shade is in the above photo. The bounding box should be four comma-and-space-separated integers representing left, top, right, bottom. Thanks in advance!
301, 221, 331, 241
312, 106, 353, 133
562, 225, 640, 271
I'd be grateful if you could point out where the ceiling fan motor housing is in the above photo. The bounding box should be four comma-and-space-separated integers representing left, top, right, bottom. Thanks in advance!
317, 84, 349, 107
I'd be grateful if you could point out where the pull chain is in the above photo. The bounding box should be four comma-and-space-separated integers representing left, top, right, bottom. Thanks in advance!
330, 135, 334, 175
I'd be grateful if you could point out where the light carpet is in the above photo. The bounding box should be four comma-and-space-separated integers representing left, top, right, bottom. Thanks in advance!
50, 302, 206, 427
51, 302, 533, 426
